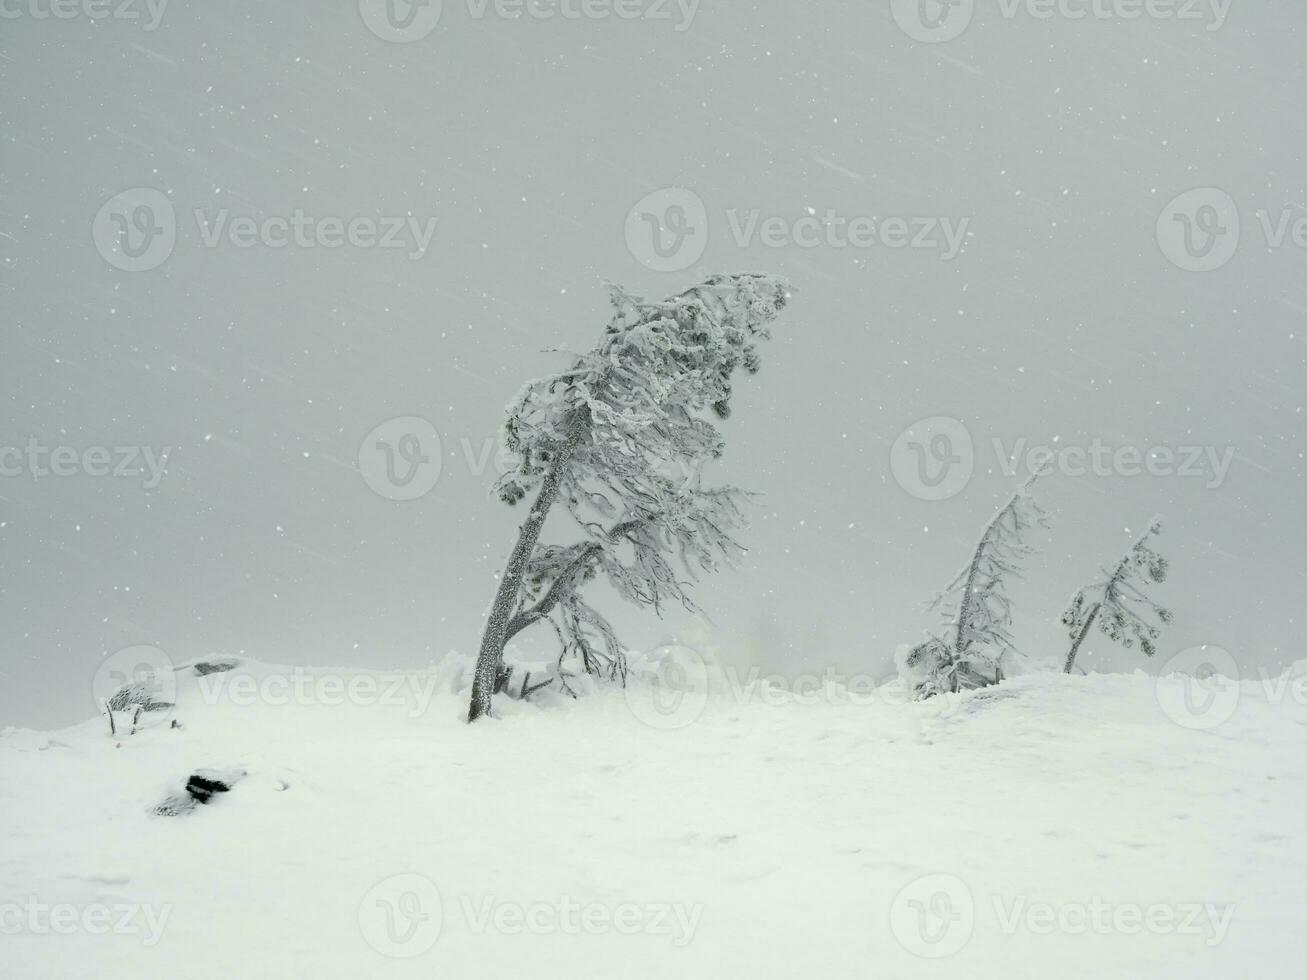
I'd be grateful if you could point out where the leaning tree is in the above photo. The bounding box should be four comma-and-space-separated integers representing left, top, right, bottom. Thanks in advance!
467, 273, 791, 722
900, 480, 1048, 698
1062, 520, 1171, 673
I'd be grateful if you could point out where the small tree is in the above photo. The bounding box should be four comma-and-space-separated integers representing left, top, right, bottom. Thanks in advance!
900, 481, 1048, 698
467, 273, 791, 722
1062, 520, 1171, 673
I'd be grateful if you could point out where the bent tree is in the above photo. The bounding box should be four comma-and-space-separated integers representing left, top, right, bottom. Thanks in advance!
901, 481, 1048, 698
1062, 520, 1171, 673
467, 273, 791, 722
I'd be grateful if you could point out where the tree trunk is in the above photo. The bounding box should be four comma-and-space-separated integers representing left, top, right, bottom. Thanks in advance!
952, 491, 1016, 689
1063, 602, 1101, 674
953, 538, 987, 665
467, 412, 587, 722
1064, 533, 1146, 676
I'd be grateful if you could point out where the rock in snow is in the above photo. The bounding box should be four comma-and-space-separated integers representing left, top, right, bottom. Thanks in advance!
153, 768, 246, 816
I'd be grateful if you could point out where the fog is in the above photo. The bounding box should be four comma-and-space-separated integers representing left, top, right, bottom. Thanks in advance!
2, 0, 1304, 728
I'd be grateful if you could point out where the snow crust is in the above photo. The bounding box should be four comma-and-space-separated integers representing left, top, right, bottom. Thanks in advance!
2, 658, 1304, 978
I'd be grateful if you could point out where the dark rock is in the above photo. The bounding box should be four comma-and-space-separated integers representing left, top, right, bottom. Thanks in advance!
192, 659, 240, 676
185, 768, 246, 803
154, 768, 246, 816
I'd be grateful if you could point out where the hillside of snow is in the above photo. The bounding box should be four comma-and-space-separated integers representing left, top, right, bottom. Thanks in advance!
3, 658, 1305, 978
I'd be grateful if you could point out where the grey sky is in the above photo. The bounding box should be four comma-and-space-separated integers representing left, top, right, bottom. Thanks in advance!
2, 1, 1303, 728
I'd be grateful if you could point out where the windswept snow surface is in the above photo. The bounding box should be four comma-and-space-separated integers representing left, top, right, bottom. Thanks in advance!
2, 660, 1305, 978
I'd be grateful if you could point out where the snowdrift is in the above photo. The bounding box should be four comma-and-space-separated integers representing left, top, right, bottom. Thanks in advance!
2, 658, 1304, 978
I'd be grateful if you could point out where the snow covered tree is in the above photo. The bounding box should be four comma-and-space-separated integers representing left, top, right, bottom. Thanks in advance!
900, 481, 1048, 698
467, 273, 792, 722
1062, 520, 1171, 673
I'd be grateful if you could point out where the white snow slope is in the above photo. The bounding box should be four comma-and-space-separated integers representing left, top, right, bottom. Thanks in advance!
2, 659, 1305, 979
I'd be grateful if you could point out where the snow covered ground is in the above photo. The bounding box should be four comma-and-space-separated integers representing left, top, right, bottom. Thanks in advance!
3, 657, 1305, 978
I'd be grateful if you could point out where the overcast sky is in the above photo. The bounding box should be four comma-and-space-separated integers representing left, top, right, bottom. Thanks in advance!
2, 1, 1304, 728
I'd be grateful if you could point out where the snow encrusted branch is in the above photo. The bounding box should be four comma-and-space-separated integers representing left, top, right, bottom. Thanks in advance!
901, 479, 1049, 698
470, 274, 791, 717
1062, 519, 1171, 672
